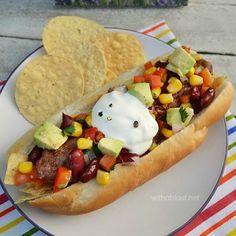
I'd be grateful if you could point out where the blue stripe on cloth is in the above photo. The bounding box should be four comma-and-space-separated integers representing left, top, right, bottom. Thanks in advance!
228, 126, 236, 136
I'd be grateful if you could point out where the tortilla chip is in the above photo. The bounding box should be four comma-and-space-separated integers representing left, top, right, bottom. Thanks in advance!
43, 16, 106, 55
15, 55, 84, 124
4, 153, 27, 184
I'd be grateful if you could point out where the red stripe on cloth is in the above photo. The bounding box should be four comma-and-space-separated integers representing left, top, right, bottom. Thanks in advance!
200, 210, 236, 236
141, 21, 166, 34
174, 189, 236, 236
0, 193, 8, 205
219, 169, 236, 185
0, 80, 6, 86
0, 206, 15, 217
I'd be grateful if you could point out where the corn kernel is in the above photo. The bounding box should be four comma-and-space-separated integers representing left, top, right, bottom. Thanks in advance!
159, 94, 174, 104
167, 79, 183, 94
181, 103, 192, 108
72, 122, 83, 137
187, 67, 195, 77
149, 142, 158, 151
168, 77, 178, 84
85, 113, 92, 127
77, 138, 93, 150
189, 75, 203, 86
18, 161, 33, 174
152, 87, 161, 98
145, 66, 156, 75
161, 128, 173, 138
96, 170, 110, 185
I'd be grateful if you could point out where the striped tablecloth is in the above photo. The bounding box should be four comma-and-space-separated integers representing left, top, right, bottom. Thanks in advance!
0, 20, 235, 236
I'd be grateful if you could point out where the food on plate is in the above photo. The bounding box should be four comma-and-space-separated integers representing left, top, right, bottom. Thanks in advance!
15, 16, 145, 124
15, 55, 84, 124
5, 47, 234, 215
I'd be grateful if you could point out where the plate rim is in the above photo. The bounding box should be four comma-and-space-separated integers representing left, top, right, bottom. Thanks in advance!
0, 27, 227, 236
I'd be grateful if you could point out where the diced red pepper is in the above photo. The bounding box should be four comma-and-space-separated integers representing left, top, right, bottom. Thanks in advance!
144, 61, 153, 70
200, 68, 214, 87
133, 76, 145, 83
99, 155, 117, 171
154, 68, 167, 82
145, 75, 163, 89
84, 127, 98, 141
95, 131, 105, 143
53, 167, 72, 193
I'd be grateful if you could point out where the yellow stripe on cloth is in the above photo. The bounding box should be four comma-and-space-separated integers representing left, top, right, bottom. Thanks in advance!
226, 154, 236, 165
0, 216, 25, 233
226, 228, 236, 236
155, 29, 171, 39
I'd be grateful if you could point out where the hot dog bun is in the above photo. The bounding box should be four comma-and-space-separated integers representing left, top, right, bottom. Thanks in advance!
5, 54, 234, 215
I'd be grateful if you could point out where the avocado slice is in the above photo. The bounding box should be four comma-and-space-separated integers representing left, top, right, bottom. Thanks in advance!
128, 83, 154, 107
166, 48, 196, 77
166, 107, 194, 128
98, 138, 124, 157
34, 121, 68, 150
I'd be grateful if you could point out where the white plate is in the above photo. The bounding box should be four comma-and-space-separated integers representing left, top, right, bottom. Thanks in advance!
0, 28, 227, 236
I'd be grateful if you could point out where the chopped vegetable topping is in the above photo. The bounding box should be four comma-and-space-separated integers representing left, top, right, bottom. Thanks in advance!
17, 48, 218, 190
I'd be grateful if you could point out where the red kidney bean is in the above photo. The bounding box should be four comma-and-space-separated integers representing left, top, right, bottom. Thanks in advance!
191, 100, 202, 114
28, 146, 43, 164
190, 86, 201, 101
80, 159, 99, 183
60, 113, 74, 129
200, 88, 215, 108
69, 149, 85, 183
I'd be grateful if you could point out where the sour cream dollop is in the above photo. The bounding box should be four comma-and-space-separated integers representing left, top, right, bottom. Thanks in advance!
92, 91, 159, 155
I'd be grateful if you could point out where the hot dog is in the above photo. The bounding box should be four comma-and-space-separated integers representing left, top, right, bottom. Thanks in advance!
4, 48, 234, 215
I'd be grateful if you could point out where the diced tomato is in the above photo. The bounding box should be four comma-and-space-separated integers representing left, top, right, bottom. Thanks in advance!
200, 68, 214, 86
53, 167, 72, 193
84, 127, 98, 141
95, 131, 105, 143
144, 61, 153, 70
154, 68, 167, 82
27, 168, 38, 181
99, 155, 117, 171
145, 75, 163, 89
14, 171, 30, 186
180, 95, 190, 104
133, 76, 145, 83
